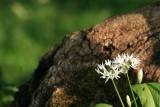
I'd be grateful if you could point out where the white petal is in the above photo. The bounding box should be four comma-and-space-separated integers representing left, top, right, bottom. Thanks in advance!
105, 60, 111, 66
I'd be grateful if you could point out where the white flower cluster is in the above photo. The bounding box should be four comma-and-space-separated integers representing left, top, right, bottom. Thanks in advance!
113, 54, 140, 73
95, 54, 141, 82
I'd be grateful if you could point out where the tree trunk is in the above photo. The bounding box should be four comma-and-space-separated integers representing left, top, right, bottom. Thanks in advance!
11, 2, 160, 107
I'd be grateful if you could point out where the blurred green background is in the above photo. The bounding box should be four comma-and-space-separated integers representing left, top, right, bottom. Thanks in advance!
0, 0, 156, 106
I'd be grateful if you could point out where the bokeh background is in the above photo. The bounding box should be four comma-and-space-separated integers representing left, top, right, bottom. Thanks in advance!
0, 0, 156, 106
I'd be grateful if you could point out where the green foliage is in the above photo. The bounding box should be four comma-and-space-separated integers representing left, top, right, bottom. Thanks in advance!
94, 103, 113, 107
0, 78, 18, 107
0, 0, 156, 107
128, 82, 160, 107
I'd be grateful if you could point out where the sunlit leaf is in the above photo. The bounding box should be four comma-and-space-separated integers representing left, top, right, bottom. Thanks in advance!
128, 82, 160, 107
94, 103, 113, 107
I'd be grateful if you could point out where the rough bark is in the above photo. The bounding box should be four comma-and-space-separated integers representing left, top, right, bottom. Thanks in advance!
11, 2, 160, 107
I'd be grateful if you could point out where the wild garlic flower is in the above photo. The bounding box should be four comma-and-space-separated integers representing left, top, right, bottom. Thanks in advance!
95, 60, 122, 83
96, 54, 141, 82
105, 60, 112, 66
113, 54, 125, 67
113, 54, 140, 73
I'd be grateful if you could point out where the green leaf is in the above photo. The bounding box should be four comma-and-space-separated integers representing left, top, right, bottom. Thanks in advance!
93, 103, 113, 107
128, 82, 160, 107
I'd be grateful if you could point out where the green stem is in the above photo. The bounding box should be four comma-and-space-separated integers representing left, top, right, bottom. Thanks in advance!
112, 79, 125, 107
127, 73, 137, 107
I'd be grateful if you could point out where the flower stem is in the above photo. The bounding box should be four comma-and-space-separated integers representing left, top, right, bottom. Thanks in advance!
111, 79, 125, 107
127, 73, 138, 107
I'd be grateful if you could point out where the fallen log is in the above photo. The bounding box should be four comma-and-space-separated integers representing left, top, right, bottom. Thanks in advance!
11, 2, 160, 107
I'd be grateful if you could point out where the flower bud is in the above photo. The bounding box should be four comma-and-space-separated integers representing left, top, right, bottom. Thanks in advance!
137, 69, 143, 84
126, 95, 131, 107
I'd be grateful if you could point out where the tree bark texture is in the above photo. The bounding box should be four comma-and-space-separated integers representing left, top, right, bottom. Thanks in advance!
11, 2, 160, 107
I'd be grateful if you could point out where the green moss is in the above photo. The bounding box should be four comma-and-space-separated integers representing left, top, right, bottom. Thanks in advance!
50, 68, 134, 106
51, 88, 81, 107
64, 68, 115, 105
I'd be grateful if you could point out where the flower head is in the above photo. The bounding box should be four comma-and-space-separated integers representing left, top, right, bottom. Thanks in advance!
113, 53, 140, 73
105, 60, 112, 66
113, 54, 125, 67
95, 54, 141, 82
124, 54, 140, 69
95, 60, 122, 83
